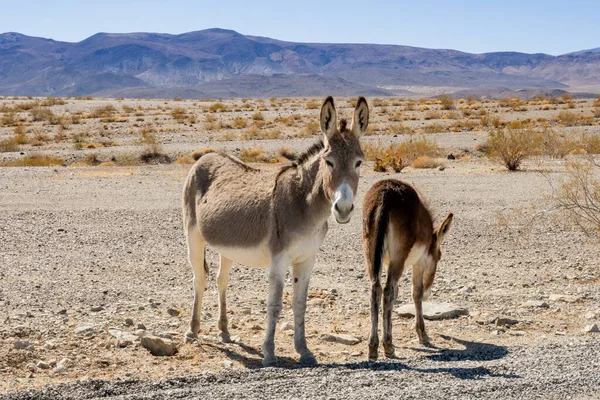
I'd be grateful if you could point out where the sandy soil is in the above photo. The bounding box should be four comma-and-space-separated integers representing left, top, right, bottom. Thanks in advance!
1, 96, 599, 398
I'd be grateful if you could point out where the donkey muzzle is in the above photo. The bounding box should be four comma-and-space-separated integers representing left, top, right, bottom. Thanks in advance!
332, 183, 354, 224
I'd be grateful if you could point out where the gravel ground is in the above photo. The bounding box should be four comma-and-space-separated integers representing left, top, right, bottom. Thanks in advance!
1, 140, 600, 397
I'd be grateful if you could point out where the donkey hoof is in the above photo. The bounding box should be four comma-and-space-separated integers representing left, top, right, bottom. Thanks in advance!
262, 356, 278, 367
299, 353, 317, 366
384, 347, 395, 358
419, 334, 431, 346
184, 330, 198, 343
219, 331, 231, 343
368, 348, 379, 361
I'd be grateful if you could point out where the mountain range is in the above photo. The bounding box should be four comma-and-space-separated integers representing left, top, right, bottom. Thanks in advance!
1, 28, 599, 98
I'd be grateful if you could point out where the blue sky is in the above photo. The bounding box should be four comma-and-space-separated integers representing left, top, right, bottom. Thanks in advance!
1, 0, 598, 55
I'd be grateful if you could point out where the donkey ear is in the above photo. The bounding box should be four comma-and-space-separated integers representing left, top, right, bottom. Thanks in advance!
351, 96, 369, 138
320, 96, 337, 140
435, 212, 454, 243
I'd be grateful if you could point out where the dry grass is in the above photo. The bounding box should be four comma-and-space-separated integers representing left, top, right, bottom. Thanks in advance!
412, 156, 445, 169
190, 147, 216, 161
238, 146, 275, 163
0, 154, 64, 167
485, 128, 537, 171
139, 144, 170, 164
363, 137, 443, 172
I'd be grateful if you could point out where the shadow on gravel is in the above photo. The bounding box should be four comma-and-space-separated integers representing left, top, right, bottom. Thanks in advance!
412, 335, 510, 362
204, 342, 297, 369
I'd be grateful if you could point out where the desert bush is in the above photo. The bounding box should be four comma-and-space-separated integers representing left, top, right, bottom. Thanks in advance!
593, 107, 600, 119
552, 158, 600, 238
0, 137, 20, 152
363, 137, 443, 172
190, 147, 216, 161
299, 120, 319, 138
140, 144, 170, 164
233, 117, 247, 129
305, 99, 320, 110
485, 128, 537, 171
0, 153, 64, 167
556, 111, 593, 127
90, 105, 117, 118
209, 102, 228, 113
239, 146, 273, 163
412, 156, 445, 169
439, 94, 456, 110
252, 111, 265, 121
171, 107, 187, 122
138, 126, 159, 144
424, 110, 442, 120
30, 107, 55, 122
423, 123, 446, 134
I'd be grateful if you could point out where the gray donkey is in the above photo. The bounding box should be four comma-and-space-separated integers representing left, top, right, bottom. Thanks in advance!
182, 97, 368, 366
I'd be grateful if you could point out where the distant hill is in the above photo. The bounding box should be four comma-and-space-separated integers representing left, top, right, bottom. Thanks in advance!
1, 28, 599, 98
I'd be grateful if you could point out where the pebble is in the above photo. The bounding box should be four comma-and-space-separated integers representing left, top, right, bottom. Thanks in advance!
75, 324, 95, 335
320, 333, 361, 345
14, 341, 33, 350
496, 317, 519, 327
222, 360, 234, 368
241, 308, 252, 315
549, 294, 582, 303
36, 361, 50, 370
124, 318, 134, 326
140, 335, 178, 356
44, 341, 56, 350
53, 358, 71, 374
167, 308, 180, 317
279, 322, 294, 332
509, 330, 526, 336
522, 300, 549, 308
137, 323, 146, 330
91, 306, 104, 312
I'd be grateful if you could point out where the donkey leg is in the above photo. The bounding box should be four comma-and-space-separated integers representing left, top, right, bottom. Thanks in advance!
383, 262, 403, 358
262, 254, 289, 367
368, 278, 382, 361
412, 264, 430, 345
292, 256, 316, 366
217, 255, 233, 343
185, 227, 207, 343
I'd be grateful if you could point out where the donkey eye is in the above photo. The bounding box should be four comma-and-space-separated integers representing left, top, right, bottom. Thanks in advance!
355, 160, 362, 168
326, 160, 334, 169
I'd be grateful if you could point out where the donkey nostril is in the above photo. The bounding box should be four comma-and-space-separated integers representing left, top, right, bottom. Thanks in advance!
350, 204, 354, 212
334, 203, 340, 213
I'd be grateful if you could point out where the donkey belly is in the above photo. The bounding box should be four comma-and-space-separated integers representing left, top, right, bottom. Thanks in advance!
210, 242, 271, 268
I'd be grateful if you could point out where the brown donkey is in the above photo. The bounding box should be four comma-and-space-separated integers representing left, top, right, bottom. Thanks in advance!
362, 179, 453, 360
182, 97, 368, 366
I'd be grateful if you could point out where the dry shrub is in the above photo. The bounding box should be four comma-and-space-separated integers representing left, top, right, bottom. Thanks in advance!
556, 111, 593, 127
98, 161, 118, 167
30, 107, 54, 122
439, 94, 456, 110
1, 154, 64, 167
299, 120, 320, 138
190, 147, 216, 160
593, 107, 600, 119
305, 99, 320, 110
412, 156, 445, 169
174, 155, 196, 165
552, 158, 600, 238
423, 123, 446, 134
424, 110, 442, 120
171, 107, 187, 122
485, 128, 537, 171
238, 146, 276, 163
278, 146, 296, 161
90, 105, 117, 118
363, 137, 443, 172
209, 102, 228, 113
252, 112, 265, 121
233, 117, 247, 129
204, 114, 222, 131
138, 126, 158, 144
140, 144, 170, 164
0, 137, 20, 152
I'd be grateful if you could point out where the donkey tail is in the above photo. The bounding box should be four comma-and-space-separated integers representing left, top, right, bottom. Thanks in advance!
366, 200, 388, 281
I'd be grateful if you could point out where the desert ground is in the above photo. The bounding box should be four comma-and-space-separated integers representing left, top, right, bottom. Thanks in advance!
1, 95, 600, 399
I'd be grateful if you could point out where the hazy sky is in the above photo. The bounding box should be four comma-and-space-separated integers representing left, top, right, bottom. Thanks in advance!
1, 0, 598, 55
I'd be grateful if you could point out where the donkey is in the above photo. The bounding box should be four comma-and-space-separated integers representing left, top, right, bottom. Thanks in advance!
182, 97, 368, 366
362, 179, 453, 360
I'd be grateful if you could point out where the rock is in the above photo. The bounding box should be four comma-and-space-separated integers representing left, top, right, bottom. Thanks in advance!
222, 360, 234, 368
167, 308, 180, 317
396, 302, 469, 320
53, 358, 70, 374
522, 300, 549, 308
320, 334, 361, 345
555, 331, 567, 336
14, 341, 33, 350
124, 318, 134, 326
141, 335, 178, 356
496, 317, 520, 327
509, 330, 526, 336
43, 341, 56, 350
158, 332, 173, 340
137, 323, 146, 330
549, 294, 582, 303
90, 306, 104, 312
75, 324, 95, 335
241, 308, 252, 315
438, 166, 445, 171
134, 329, 147, 338
279, 322, 294, 332
583, 324, 599, 334
585, 310, 599, 320
447, 153, 456, 160
108, 329, 138, 347
36, 361, 50, 370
